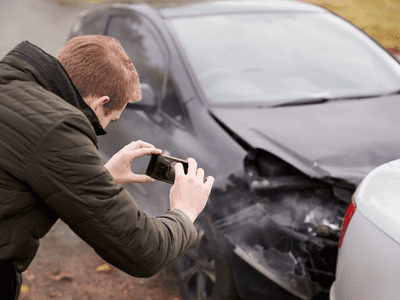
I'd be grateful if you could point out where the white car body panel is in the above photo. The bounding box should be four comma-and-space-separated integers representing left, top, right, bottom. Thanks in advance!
355, 159, 400, 245
330, 159, 400, 299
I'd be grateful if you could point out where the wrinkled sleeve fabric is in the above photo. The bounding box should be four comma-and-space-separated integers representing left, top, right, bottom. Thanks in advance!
24, 114, 198, 277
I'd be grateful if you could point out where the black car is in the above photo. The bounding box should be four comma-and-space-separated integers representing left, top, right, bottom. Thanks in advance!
68, 1, 400, 299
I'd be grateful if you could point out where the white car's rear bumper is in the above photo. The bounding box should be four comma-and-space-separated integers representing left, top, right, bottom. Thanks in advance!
330, 209, 400, 300
329, 281, 336, 300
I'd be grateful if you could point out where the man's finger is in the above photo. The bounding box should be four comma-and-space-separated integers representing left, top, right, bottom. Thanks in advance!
204, 176, 215, 190
138, 175, 155, 183
196, 168, 205, 182
174, 162, 184, 180
126, 140, 156, 151
136, 140, 156, 149
126, 148, 162, 161
187, 158, 197, 177
128, 174, 155, 183
146, 148, 163, 155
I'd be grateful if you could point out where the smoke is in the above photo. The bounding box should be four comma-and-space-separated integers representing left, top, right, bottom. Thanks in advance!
268, 192, 342, 230
214, 178, 344, 245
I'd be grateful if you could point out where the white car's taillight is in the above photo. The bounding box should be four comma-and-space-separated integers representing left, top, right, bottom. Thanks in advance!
339, 196, 357, 248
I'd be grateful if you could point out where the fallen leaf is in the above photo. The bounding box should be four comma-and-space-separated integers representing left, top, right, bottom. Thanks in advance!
96, 264, 111, 273
20, 285, 29, 293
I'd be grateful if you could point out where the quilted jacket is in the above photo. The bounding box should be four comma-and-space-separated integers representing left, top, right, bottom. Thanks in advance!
0, 41, 197, 278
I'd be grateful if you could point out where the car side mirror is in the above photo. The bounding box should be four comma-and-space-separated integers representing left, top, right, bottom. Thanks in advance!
127, 83, 156, 113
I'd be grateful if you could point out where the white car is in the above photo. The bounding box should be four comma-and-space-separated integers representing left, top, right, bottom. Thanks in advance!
330, 159, 400, 300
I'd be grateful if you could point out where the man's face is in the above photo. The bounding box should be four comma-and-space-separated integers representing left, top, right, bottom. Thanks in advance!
99, 103, 128, 129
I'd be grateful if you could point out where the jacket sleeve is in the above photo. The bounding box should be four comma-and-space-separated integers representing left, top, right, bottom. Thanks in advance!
24, 114, 198, 277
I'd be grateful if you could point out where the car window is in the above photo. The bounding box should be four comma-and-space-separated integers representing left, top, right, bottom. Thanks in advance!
107, 14, 185, 123
107, 14, 167, 101
73, 14, 109, 37
161, 75, 185, 123
168, 12, 400, 106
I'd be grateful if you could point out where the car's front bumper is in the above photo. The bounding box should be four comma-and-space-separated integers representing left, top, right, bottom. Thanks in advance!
228, 245, 301, 300
215, 202, 339, 300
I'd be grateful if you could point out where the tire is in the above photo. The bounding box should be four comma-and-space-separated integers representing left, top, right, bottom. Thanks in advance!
175, 213, 240, 300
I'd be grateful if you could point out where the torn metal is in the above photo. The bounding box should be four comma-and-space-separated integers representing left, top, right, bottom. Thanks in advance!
205, 148, 353, 299
215, 200, 342, 299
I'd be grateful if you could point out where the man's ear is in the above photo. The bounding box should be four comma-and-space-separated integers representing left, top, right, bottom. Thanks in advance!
83, 94, 110, 114
91, 95, 110, 109
99, 95, 110, 105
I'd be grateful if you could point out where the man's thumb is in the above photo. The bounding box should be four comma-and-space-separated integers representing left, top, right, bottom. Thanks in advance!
128, 173, 155, 183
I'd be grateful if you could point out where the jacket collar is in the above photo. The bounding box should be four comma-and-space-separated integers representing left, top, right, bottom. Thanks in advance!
7, 41, 107, 136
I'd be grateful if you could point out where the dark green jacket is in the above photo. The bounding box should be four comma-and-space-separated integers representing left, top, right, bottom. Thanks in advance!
0, 41, 197, 277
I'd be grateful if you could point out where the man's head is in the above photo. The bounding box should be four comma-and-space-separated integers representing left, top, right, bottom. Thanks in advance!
56, 35, 141, 128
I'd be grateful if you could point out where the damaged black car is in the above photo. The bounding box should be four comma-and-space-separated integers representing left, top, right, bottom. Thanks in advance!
68, 1, 400, 299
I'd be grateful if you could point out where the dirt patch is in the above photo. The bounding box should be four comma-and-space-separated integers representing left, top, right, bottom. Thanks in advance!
18, 220, 182, 300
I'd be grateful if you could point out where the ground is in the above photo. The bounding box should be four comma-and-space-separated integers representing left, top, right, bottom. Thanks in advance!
18, 220, 182, 300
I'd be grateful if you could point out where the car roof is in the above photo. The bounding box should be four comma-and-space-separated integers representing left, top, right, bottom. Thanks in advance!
76, 1, 325, 24
158, 0, 325, 18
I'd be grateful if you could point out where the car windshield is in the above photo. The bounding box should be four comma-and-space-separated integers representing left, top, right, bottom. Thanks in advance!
168, 12, 400, 106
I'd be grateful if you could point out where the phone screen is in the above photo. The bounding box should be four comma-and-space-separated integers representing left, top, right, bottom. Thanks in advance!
145, 154, 189, 184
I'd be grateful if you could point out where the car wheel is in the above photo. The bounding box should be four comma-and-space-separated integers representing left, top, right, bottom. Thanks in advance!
175, 213, 239, 300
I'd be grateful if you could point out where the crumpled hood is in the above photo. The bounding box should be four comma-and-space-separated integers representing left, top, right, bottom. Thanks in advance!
210, 95, 400, 185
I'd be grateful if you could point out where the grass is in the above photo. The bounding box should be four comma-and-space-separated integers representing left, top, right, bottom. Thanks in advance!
299, 0, 400, 52
50, 0, 400, 52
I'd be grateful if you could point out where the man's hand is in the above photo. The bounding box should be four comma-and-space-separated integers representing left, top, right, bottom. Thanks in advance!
169, 158, 215, 223
104, 140, 162, 185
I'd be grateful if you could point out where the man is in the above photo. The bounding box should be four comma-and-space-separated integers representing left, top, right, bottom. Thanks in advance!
0, 35, 214, 299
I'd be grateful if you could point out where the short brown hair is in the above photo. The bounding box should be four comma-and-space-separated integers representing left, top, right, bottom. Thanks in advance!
56, 35, 140, 115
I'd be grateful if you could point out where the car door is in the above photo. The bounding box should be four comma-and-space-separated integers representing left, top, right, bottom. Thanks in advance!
98, 11, 194, 217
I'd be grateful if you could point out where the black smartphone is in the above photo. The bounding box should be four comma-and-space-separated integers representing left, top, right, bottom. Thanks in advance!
145, 154, 189, 184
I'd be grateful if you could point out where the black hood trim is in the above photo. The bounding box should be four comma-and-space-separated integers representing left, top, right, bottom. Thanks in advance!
7, 41, 107, 136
